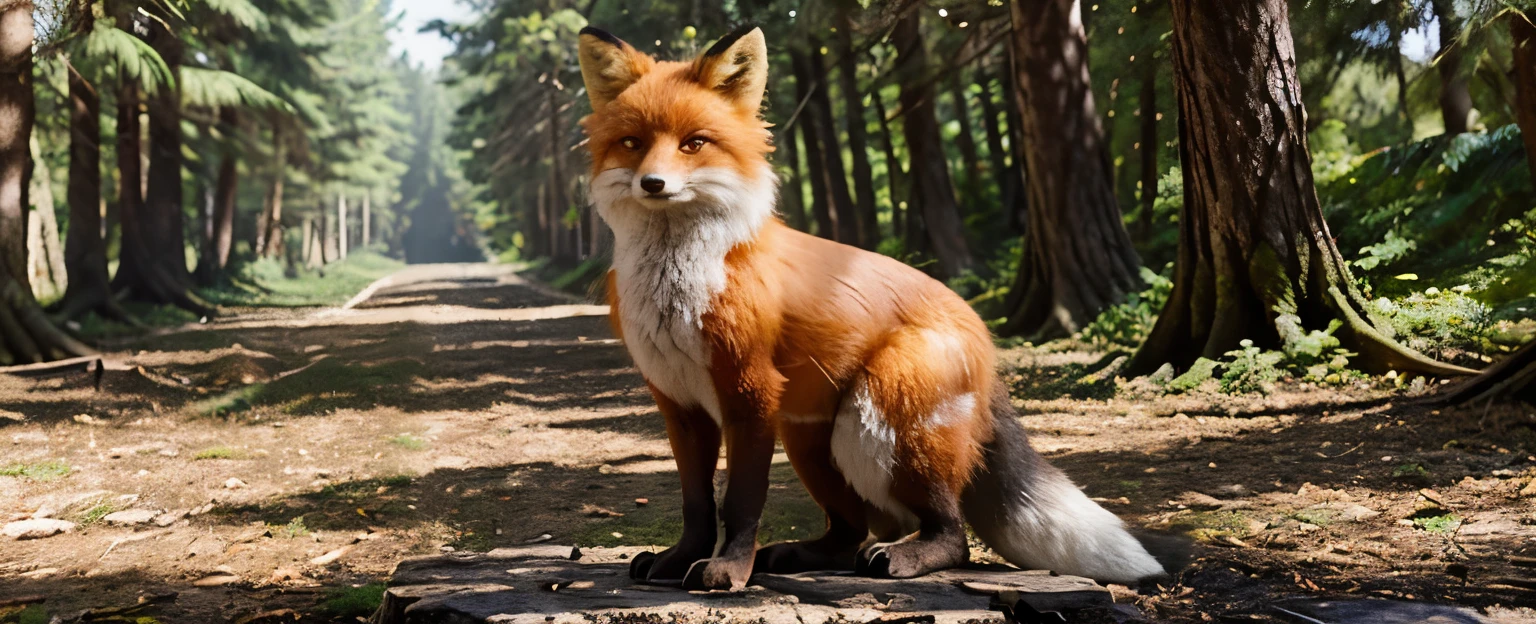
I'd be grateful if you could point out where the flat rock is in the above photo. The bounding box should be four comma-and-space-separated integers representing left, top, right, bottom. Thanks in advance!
103, 508, 161, 525
1273, 598, 1487, 623
371, 546, 1120, 624
4, 518, 77, 539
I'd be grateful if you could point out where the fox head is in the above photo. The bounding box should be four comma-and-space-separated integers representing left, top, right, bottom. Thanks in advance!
578, 25, 775, 222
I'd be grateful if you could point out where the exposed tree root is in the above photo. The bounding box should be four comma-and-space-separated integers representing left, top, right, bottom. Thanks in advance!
1437, 343, 1536, 406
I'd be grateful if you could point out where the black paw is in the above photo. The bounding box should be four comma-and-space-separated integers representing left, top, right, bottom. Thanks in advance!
856, 544, 891, 578
628, 551, 657, 580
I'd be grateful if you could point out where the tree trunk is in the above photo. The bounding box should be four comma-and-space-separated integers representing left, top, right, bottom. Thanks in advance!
1137, 59, 1158, 242
55, 66, 132, 322
337, 194, 348, 259
892, 10, 973, 279
362, 192, 371, 249
1124, 0, 1472, 377
778, 128, 808, 231
27, 135, 66, 300
0, 1, 32, 286
1001, 0, 1142, 339
836, 22, 880, 248
1513, 10, 1536, 182
1000, 60, 1030, 234
790, 50, 836, 240
258, 124, 285, 257
114, 21, 211, 315
1390, 16, 1412, 140
978, 69, 1014, 230
947, 72, 983, 207
0, 1, 94, 364
804, 41, 861, 246
301, 215, 313, 267
205, 107, 238, 279
871, 86, 908, 241
1431, 0, 1472, 135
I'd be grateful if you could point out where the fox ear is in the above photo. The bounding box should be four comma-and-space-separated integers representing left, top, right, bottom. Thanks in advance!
692, 26, 768, 114
578, 27, 652, 111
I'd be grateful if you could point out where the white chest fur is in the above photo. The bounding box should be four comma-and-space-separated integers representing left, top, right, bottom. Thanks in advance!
591, 166, 775, 425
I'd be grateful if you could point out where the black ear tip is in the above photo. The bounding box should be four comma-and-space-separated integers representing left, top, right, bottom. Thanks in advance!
580, 26, 626, 48
704, 23, 762, 57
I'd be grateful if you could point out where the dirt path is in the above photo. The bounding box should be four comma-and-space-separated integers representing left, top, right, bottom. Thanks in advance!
2, 263, 1534, 622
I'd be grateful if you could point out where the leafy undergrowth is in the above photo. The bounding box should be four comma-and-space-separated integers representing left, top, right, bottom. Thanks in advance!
1319, 125, 1535, 318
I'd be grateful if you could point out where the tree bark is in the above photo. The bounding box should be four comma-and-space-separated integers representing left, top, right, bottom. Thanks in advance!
55, 64, 132, 322
978, 69, 1016, 232
892, 10, 973, 279
1001, 60, 1030, 234
804, 41, 861, 247
1001, 0, 1142, 340
1513, 10, 1536, 182
790, 50, 836, 240
836, 22, 880, 248
0, 1, 33, 287
0, 1, 94, 364
362, 191, 371, 249
1431, 0, 1472, 135
27, 135, 66, 300
1124, 0, 1472, 377
337, 194, 348, 259
114, 20, 211, 315
870, 86, 907, 241
206, 107, 238, 277
1137, 59, 1158, 242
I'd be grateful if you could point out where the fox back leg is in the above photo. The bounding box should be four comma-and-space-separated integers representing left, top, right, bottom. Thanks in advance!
755, 372, 867, 573
831, 327, 990, 579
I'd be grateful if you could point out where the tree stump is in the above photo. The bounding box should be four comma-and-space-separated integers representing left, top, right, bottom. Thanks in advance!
368, 546, 1129, 624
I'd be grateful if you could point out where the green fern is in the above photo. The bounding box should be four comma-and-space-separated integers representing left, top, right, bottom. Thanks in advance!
83, 24, 175, 93
180, 67, 292, 111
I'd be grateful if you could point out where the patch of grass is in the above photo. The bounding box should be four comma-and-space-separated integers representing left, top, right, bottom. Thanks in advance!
190, 384, 264, 418
1393, 463, 1431, 479
270, 516, 310, 539
0, 460, 71, 482
1117, 480, 1143, 491
1413, 513, 1462, 534
316, 582, 386, 619
192, 445, 243, 460
1009, 361, 1118, 401
78, 500, 125, 526
1170, 510, 1255, 543
0, 604, 49, 624
1287, 508, 1337, 527
387, 433, 427, 450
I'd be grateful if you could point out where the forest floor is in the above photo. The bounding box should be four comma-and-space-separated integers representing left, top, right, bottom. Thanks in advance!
1, 263, 1535, 623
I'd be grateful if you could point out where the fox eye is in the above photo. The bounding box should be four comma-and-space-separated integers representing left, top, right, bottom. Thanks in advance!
619, 137, 641, 151
680, 137, 708, 154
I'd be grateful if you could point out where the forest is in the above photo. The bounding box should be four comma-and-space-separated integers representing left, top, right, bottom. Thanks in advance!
1, 0, 1535, 622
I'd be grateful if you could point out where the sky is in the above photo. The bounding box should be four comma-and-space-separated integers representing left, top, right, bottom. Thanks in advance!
389, 0, 477, 69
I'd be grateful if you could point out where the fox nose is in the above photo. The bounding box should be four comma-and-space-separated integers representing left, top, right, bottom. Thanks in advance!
640, 175, 667, 195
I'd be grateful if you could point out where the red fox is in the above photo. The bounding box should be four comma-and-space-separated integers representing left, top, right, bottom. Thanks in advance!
577, 24, 1165, 591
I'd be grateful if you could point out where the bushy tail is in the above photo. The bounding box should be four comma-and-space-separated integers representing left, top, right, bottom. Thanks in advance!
961, 383, 1165, 585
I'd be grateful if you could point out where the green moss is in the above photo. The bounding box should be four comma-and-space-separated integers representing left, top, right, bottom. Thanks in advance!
1413, 513, 1462, 534
269, 516, 310, 539
316, 583, 386, 619
193, 445, 243, 460
0, 460, 71, 482
387, 433, 427, 450
78, 500, 125, 526
190, 384, 264, 418
1166, 358, 1220, 393
0, 604, 49, 624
